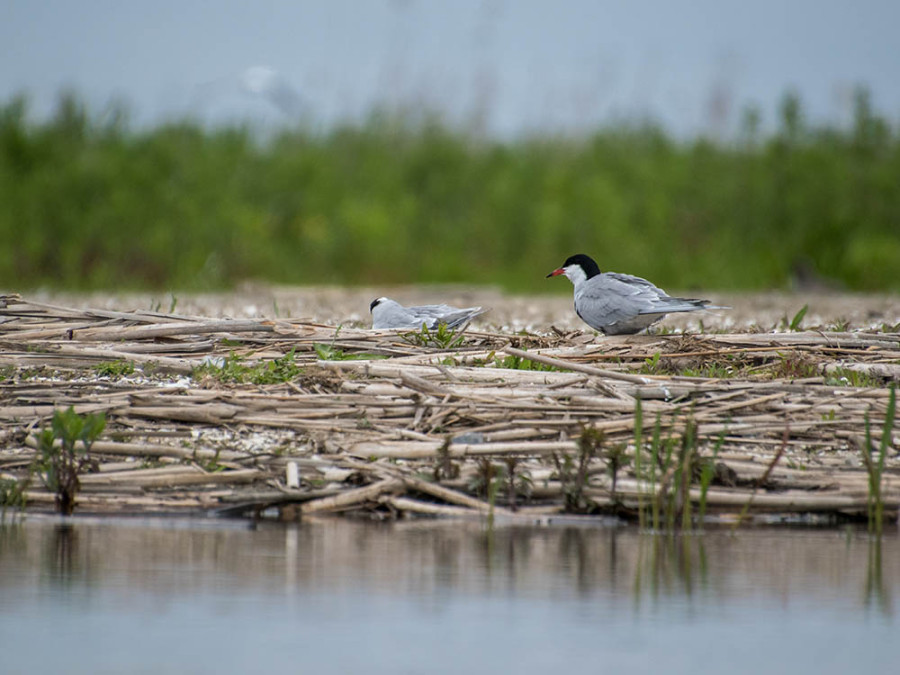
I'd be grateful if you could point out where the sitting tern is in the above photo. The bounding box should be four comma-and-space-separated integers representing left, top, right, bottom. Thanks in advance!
369, 297, 486, 330
547, 253, 726, 335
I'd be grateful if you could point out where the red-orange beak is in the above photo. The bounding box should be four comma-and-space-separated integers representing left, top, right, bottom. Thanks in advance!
546, 267, 565, 278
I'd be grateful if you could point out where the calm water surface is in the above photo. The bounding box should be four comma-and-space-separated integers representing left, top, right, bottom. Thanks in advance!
0, 516, 896, 674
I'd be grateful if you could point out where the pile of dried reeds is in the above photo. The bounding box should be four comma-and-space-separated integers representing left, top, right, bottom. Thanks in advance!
0, 293, 897, 523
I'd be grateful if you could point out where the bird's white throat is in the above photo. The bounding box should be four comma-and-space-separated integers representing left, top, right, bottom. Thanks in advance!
563, 264, 589, 286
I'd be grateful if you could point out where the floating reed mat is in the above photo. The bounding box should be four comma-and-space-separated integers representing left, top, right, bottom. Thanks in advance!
0, 293, 898, 523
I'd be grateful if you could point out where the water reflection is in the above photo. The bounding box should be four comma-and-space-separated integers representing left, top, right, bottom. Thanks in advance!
632, 534, 707, 605
0, 517, 896, 674
44, 524, 78, 583
2, 517, 894, 613
865, 536, 894, 616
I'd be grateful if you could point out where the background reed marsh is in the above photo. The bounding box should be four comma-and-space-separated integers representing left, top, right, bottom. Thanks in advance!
1, 89, 898, 292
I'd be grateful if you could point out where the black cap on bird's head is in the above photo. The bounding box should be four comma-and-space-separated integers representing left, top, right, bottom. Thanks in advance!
369, 297, 385, 312
546, 253, 602, 279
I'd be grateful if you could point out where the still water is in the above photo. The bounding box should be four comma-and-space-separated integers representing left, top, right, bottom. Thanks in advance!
0, 516, 896, 674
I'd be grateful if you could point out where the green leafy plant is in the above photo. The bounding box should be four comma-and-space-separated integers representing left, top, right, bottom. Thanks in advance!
266, 349, 303, 382
604, 443, 630, 499
553, 425, 603, 513
193, 349, 304, 384
829, 317, 851, 332
400, 323, 466, 349
33, 406, 106, 515
503, 457, 532, 510
633, 410, 720, 531
0, 478, 26, 512
493, 353, 560, 371
825, 367, 882, 388
193, 445, 224, 473
93, 360, 136, 377
313, 343, 386, 361
641, 351, 663, 375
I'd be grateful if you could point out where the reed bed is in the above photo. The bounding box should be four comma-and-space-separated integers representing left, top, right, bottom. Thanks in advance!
0, 293, 898, 524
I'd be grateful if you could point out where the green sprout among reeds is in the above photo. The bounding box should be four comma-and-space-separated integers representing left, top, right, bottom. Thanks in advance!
0, 478, 27, 513
784, 304, 809, 332
468, 459, 506, 526
493, 354, 561, 372
553, 425, 603, 513
194, 349, 306, 383
93, 360, 136, 378
314, 344, 387, 362
860, 384, 896, 536
503, 457, 532, 511
826, 367, 883, 388
32, 406, 106, 515
632, 400, 722, 531
400, 323, 466, 349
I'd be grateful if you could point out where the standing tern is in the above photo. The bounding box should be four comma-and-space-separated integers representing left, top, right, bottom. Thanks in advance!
547, 253, 726, 335
370, 297, 486, 330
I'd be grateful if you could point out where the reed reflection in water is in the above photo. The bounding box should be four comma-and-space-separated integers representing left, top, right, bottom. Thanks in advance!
0, 517, 895, 674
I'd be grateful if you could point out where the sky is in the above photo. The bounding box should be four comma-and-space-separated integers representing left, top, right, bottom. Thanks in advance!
1, 0, 899, 137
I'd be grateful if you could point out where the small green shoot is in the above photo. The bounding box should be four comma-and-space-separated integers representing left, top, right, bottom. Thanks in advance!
787, 304, 809, 331
826, 367, 882, 388
641, 351, 663, 375
93, 361, 136, 378
493, 353, 561, 372
635, 410, 721, 531
193, 349, 304, 384
553, 425, 603, 513
468, 459, 505, 526
605, 443, 630, 498
32, 406, 106, 515
193, 445, 224, 472
773, 352, 819, 380
400, 323, 465, 349
829, 317, 851, 332
860, 385, 896, 536
503, 457, 532, 510
0, 478, 26, 512
314, 343, 386, 361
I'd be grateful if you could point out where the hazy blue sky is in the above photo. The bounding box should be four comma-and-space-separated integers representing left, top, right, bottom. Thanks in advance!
1, 0, 898, 136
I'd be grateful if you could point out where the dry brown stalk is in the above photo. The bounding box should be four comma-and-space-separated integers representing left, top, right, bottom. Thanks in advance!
502, 345, 646, 387
382, 496, 482, 518
300, 478, 405, 514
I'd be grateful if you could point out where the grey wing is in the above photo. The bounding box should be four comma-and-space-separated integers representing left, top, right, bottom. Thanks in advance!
408, 304, 485, 329
577, 275, 666, 327
601, 273, 710, 315
407, 304, 460, 319
439, 307, 485, 329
